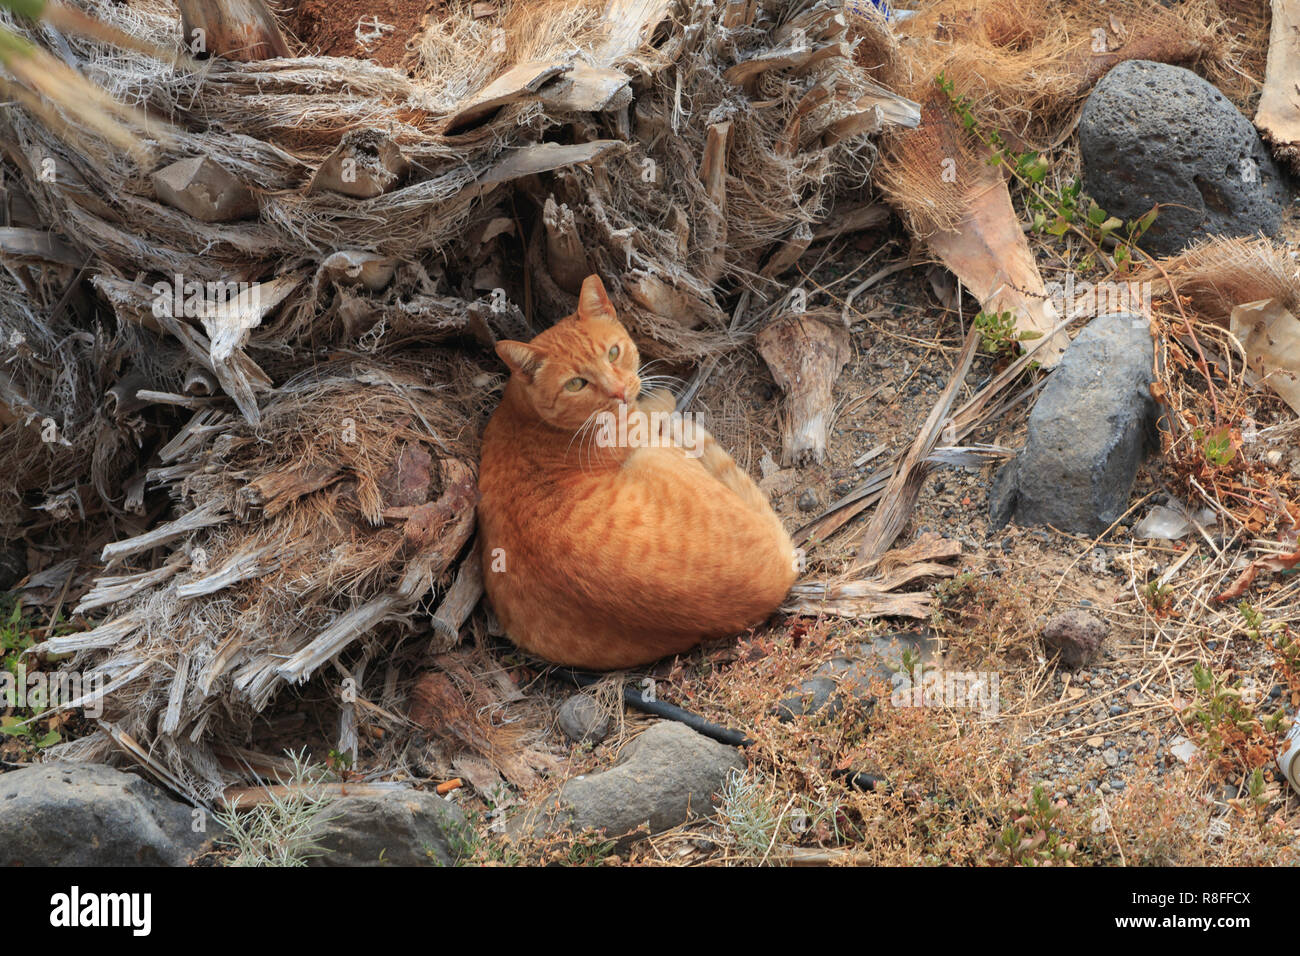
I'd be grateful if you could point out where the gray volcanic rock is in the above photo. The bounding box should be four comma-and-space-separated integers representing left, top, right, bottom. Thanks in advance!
0, 761, 216, 866
1079, 60, 1287, 255
306, 789, 468, 867
991, 312, 1158, 536
514, 721, 743, 840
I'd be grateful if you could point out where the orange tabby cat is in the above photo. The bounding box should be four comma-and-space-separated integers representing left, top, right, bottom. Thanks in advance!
477, 274, 797, 669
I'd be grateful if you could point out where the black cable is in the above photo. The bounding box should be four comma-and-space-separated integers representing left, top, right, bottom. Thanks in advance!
552, 668, 754, 747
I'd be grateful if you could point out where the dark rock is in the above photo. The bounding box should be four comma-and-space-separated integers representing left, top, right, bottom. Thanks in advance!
776, 630, 939, 720
1042, 610, 1108, 668
1079, 60, 1287, 255
797, 488, 820, 512
513, 721, 742, 840
990, 312, 1157, 535
306, 789, 467, 866
558, 693, 610, 744
0, 761, 216, 866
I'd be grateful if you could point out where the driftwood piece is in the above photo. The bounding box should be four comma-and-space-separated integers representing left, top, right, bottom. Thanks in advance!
820, 83, 923, 145
537, 64, 633, 113
198, 273, 299, 426
444, 62, 571, 133
760, 222, 813, 279
151, 156, 257, 222
478, 140, 627, 193
721, 0, 755, 28
430, 541, 484, 651
0, 227, 83, 266
542, 196, 590, 295
594, 0, 674, 64
99, 501, 229, 567
757, 310, 850, 465
785, 532, 961, 621
853, 325, 979, 567
221, 782, 411, 810
810, 201, 889, 241
725, 41, 847, 90
308, 131, 410, 199
1255, 0, 1300, 170
176, 0, 291, 61
697, 121, 731, 284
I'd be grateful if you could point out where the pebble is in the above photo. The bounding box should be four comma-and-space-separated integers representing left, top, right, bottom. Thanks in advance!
558, 693, 611, 744
797, 489, 820, 512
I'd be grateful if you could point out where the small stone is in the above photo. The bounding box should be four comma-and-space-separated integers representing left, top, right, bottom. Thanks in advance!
797, 488, 820, 512
1042, 610, 1108, 668
558, 693, 611, 744
775, 631, 939, 721
1170, 736, 1201, 764
1103, 748, 1121, 768
306, 789, 467, 867
514, 722, 743, 841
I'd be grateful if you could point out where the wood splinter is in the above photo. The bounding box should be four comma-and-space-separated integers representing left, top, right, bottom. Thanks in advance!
757, 309, 850, 466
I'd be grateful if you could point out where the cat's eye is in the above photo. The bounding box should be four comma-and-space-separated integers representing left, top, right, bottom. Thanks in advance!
607, 344, 620, 361
564, 377, 587, 392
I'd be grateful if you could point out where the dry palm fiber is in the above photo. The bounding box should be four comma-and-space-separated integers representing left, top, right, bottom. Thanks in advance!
1138, 235, 1300, 326
30, 353, 482, 801
0, 257, 179, 542
4, 0, 917, 361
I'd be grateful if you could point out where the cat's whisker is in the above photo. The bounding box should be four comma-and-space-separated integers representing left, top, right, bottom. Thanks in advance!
566, 409, 602, 465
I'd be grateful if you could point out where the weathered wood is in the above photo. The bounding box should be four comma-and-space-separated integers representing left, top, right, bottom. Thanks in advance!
176, 0, 291, 61
757, 311, 850, 465
542, 196, 590, 295
1255, 0, 1300, 169
697, 121, 731, 284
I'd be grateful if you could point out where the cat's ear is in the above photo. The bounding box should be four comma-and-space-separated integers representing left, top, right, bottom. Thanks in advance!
576, 274, 615, 322
496, 340, 544, 380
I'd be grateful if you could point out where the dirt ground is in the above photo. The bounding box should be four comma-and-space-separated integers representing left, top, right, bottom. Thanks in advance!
277, 0, 440, 68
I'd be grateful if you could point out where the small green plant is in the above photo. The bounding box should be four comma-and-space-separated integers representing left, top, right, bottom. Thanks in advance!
1186, 664, 1286, 778
1189, 425, 1236, 468
973, 309, 1042, 356
212, 750, 341, 867
995, 784, 1076, 866
1142, 579, 1174, 614
0, 598, 64, 751
719, 768, 781, 863
1238, 601, 1265, 641
937, 73, 1157, 269
560, 831, 618, 866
